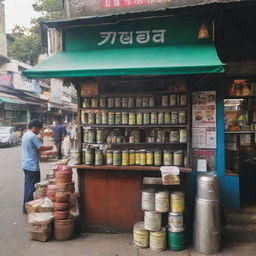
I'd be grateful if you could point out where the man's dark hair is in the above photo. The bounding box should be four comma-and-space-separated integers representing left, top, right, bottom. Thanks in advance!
28, 119, 43, 129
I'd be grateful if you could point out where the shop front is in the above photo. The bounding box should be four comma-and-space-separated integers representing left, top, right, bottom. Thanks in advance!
24, 14, 224, 232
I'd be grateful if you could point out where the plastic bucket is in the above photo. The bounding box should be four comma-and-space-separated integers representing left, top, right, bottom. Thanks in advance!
167, 230, 185, 251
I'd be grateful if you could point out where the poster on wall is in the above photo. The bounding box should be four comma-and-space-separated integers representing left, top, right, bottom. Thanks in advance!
192, 150, 216, 172
192, 91, 217, 149
101, 0, 169, 8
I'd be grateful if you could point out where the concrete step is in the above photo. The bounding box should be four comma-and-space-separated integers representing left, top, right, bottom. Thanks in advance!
225, 224, 256, 243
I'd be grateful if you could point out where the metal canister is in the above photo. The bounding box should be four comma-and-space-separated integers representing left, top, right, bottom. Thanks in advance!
108, 112, 115, 125
179, 129, 187, 143
136, 113, 143, 125
170, 191, 185, 213
158, 112, 164, 124
168, 212, 183, 231
83, 129, 88, 143
171, 112, 178, 124
96, 129, 104, 144
85, 149, 94, 165
140, 150, 146, 166
115, 97, 121, 108
163, 150, 173, 166
170, 130, 179, 143
168, 229, 185, 251
155, 191, 170, 213
88, 112, 95, 125
136, 97, 142, 108
128, 97, 135, 108
129, 150, 135, 165
154, 151, 162, 166
99, 97, 106, 108
122, 150, 129, 166
113, 150, 121, 166
143, 113, 150, 125
73, 151, 80, 165
83, 98, 90, 108
122, 97, 128, 108
88, 129, 96, 143
144, 211, 162, 231
91, 98, 98, 108
107, 98, 114, 108
142, 97, 149, 107
178, 111, 186, 124
102, 112, 108, 124
161, 95, 168, 106
81, 111, 88, 124
146, 151, 154, 165
136, 150, 141, 165
149, 97, 155, 107
150, 227, 166, 252
121, 112, 128, 125
156, 130, 165, 143
179, 94, 187, 106
173, 150, 183, 166
142, 189, 155, 211
95, 112, 102, 124
169, 94, 177, 106
164, 112, 171, 124
106, 150, 113, 165
151, 112, 158, 124
129, 112, 136, 125
133, 222, 149, 248
115, 112, 122, 125
95, 150, 103, 165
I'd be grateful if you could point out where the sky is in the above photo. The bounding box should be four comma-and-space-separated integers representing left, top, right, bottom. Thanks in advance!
4, 0, 40, 32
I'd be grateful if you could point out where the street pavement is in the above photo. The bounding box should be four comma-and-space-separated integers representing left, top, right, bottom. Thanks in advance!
0, 146, 256, 256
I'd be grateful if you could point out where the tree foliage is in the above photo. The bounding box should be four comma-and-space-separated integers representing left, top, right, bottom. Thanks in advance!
9, 0, 63, 65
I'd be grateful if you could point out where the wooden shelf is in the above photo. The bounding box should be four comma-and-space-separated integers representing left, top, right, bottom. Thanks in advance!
225, 96, 256, 99
81, 106, 188, 111
83, 142, 187, 146
70, 165, 192, 173
82, 124, 188, 128
225, 131, 256, 134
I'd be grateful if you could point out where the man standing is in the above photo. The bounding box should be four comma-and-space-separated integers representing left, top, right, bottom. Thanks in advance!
22, 119, 53, 212
53, 119, 67, 159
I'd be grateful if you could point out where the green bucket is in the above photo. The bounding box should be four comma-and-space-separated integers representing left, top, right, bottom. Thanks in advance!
167, 230, 185, 251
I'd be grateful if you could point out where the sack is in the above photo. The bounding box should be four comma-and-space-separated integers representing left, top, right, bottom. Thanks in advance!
29, 223, 53, 242
26, 198, 53, 214
28, 212, 54, 225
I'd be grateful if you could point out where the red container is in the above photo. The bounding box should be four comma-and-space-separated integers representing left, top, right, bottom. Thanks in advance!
55, 192, 70, 203
67, 182, 75, 193
55, 172, 72, 184
54, 202, 69, 211
56, 183, 70, 192
54, 210, 69, 220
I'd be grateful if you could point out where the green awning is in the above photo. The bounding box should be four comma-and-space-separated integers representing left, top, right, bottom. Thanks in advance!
24, 44, 224, 79
0, 97, 25, 104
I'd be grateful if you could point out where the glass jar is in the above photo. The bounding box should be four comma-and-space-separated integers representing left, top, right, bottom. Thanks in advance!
169, 94, 177, 106
136, 113, 143, 125
170, 130, 179, 143
122, 150, 129, 166
113, 150, 121, 166
88, 129, 96, 143
173, 150, 184, 166
115, 98, 121, 108
140, 150, 146, 166
163, 151, 173, 166
81, 111, 88, 124
149, 97, 155, 107
129, 150, 136, 165
143, 112, 150, 125
95, 112, 102, 124
136, 97, 142, 108
83, 98, 90, 108
85, 149, 94, 165
122, 97, 128, 108
151, 112, 158, 124
108, 112, 115, 125
178, 111, 186, 124
158, 112, 164, 124
99, 97, 106, 108
95, 150, 103, 166
129, 112, 136, 125
115, 112, 122, 125
164, 112, 171, 124
171, 112, 178, 124
128, 97, 135, 108
154, 151, 162, 166
179, 129, 187, 143
135, 150, 141, 165
91, 98, 98, 108
83, 129, 89, 143
179, 94, 187, 106
106, 150, 113, 165
96, 129, 104, 144
121, 112, 128, 125
146, 151, 154, 165
107, 98, 115, 108
102, 112, 108, 124
161, 95, 168, 107
88, 112, 95, 125
142, 97, 149, 107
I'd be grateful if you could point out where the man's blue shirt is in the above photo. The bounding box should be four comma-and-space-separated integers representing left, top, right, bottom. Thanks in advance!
22, 131, 43, 171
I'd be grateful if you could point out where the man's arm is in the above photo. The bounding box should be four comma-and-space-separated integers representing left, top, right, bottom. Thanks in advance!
32, 135, 53, 151
39, 145, 53, 151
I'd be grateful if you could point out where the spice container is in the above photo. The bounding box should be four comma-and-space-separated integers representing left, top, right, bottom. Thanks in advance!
83, 129, 88, 143
129, 112, 136, 125
161, 95, 168, 106
102, 112, 108, 124
143, 113, 150, 125
136, 150, 141, 165
85, 149, 94, 165
169, 94, 177, 106
142, 97, 149, 107
173, 150, 183, 166
178, 111, 186, 124
156, 130, 165, 143
136, 97, 142, 107
113, 150, 121, 166
122, 150, 129, 166
179, 94, 187, 106
164, 112, 171, 124
155, 191, 170, 213
129, 150, 136, 165
95, 112, 102, 124
158, 112, 164, 124
106, 150, 113, 165
99, 98, 106, 108
163, 151, 173, 166
151, 112, 158, 124
171, 112, 178, 124
115, 112, 122, 125
83, 98, 90, 108
122, 112, 128, 125
154, 151, 162, 166
149, 97, 155, 107
128, 97, 135, 108
136, 113, 143, 125
96, 129, 104, 144
142, 189, 155, 211
88, 112, 95, 125
91, 98, 98, 108
108, 98, 114, 108
170, 191, 185, 213
179, 129, 187, 143
108, 112, 115, 125
95, 150, 103, 165
81, 111, 88, 124
133, 222, 149, 248
122, 97, 128, 108
170, 131, 179, 143
115, 98, 121, 108
88, 129, 96, 143
146, 151, 154, 165
144, 211, 161, 231
140, 150, 146, 166
150, 227, 167, 252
